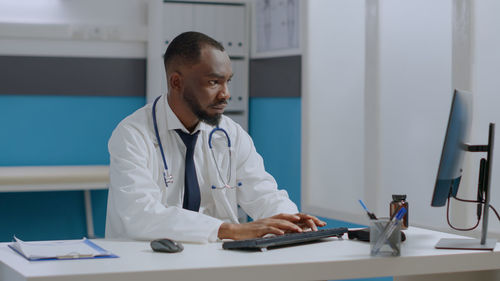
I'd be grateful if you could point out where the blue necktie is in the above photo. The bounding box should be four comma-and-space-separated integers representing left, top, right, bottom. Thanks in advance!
175, 129, 201, 212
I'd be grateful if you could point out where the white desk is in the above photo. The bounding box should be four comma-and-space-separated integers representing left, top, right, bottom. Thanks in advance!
0, 166, 109, 238
1, 227, 500, 281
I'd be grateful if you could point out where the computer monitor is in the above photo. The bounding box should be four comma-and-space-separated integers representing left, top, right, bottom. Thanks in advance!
432, 90, 472, 207
431, 89, 496, 250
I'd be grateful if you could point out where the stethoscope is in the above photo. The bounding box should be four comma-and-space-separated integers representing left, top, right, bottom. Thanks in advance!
152, 96, 242, 190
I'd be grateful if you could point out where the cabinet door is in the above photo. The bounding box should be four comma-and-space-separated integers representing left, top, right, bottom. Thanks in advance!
164, 3, 246, 57
227, 59, 247, 112
163, 3, 193, 45
206, 5, 247, 56
192, 4, 218, 41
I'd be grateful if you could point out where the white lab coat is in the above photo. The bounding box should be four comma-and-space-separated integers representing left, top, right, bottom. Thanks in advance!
105, 95, 298, 243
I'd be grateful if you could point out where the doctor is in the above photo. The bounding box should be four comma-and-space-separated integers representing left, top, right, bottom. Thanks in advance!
106, 31, 325, 243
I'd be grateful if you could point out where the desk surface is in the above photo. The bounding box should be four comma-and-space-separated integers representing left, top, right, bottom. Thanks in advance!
1, 227, 500, 281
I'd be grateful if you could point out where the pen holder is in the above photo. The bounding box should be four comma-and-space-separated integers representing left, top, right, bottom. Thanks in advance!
370, 218, 402, 256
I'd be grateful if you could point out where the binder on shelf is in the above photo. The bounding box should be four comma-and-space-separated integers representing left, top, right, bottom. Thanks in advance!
8, 236, 118, 261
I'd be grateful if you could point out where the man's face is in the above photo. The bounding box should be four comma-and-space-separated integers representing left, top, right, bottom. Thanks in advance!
181, 46, 233, 126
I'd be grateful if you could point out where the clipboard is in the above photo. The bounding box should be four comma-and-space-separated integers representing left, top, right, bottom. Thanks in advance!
8, 236, 118, 261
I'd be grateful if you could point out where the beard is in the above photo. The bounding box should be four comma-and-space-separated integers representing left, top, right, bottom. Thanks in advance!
183, 89, 226, 127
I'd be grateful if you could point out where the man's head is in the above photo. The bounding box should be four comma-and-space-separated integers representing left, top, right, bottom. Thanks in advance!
164, 32, 232, 129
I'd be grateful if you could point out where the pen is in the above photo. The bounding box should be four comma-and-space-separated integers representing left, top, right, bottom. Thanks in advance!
358, 199, 399, 250
371, 207, 407, 256
56, 254, 94, 259
358, 199, 378, 220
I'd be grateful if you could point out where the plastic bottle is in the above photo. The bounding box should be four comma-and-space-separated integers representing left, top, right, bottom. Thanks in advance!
390, 194, 408, 229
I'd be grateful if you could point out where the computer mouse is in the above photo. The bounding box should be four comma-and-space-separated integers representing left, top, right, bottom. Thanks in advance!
150, 238, 184, 253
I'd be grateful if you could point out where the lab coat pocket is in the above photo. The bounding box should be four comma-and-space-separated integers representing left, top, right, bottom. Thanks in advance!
211, 188, 239, 223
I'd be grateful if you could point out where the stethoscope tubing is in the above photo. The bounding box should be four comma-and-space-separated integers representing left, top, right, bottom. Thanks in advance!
209, 127, 231, 148
153, 96, 169, 175
152, 95, 239, 190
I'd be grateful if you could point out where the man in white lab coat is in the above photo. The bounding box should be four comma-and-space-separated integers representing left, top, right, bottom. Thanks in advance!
105, 31, 325, 243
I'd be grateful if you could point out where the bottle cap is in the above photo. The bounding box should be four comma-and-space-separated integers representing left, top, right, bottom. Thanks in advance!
392, 194, 407, 201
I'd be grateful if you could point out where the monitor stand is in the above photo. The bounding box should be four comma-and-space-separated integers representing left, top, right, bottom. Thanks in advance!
435, 238, 497, 250
435, 123, 497, 251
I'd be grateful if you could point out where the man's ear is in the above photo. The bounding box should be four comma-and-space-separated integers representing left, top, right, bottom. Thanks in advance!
169, 71, 183, 92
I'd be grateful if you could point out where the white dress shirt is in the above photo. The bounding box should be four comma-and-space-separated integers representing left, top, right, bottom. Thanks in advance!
105, 94, 298, 243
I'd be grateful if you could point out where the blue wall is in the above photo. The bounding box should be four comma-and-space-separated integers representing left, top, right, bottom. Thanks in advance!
249, 97, 302, 209
0, 95, 361, 240
0, 95, 145, 242
248, 97, 365, 228
0, 94, 389, 281
249, 97, 390, 281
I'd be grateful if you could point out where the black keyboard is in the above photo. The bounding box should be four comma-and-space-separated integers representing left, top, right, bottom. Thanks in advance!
222, 227, 348, 251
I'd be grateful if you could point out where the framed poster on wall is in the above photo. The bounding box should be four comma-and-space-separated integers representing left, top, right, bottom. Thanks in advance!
251, 0, 301, 58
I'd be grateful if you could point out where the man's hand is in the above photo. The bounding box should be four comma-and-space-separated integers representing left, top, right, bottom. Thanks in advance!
217, 213, 326, 240
293, 213, 326, 231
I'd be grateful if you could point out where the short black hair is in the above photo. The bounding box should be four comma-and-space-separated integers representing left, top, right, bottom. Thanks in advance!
163, 31, 225, 74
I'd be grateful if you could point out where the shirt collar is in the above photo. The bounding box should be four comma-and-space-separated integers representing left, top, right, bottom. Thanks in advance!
163, 95, 214, 135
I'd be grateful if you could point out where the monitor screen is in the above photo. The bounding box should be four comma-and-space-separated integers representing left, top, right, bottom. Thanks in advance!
431, 90, 473, 207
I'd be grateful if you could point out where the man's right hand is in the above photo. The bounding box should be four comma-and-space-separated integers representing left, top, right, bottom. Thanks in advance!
217, 213, 306, 240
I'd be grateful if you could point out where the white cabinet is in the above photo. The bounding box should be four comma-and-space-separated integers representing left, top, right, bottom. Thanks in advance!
148, 0, 249, 130
162, 3, 194, 45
